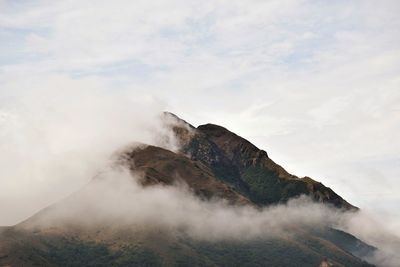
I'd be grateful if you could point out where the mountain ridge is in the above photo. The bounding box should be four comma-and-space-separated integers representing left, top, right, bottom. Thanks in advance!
0, 113, 373, 267
166, 112, 356, 210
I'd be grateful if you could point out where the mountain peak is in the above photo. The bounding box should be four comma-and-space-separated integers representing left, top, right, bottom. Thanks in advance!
165, 114, 356, 210
0, 113, 369, 267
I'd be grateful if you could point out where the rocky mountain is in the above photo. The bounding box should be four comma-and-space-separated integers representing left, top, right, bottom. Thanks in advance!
0, 113, 374, 267
165, 112, 355, 209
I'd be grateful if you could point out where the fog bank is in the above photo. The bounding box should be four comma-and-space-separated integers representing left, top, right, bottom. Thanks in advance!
0, 80, 177, 225
23, 167, 400, 267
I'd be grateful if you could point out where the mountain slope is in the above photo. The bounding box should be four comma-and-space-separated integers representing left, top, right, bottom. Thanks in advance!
0, 113, 374, 267
167, 113, 355, 209
0, 225, 374, 267
121, 145, 250, 205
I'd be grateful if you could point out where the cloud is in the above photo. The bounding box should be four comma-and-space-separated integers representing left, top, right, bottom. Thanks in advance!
21, 167, 400, 267
0, 1, 399, 264
23, 168, 336, 239
0, 74, 179, 225
341, 209, 400, 267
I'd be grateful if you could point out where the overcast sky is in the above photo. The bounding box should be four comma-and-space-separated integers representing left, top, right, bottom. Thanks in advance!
0, 0, 399, 226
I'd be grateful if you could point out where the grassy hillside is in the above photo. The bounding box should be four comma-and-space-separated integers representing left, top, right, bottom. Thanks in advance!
0, 226, 374, 267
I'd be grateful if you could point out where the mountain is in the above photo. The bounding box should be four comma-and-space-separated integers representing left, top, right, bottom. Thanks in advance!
0, 113, 374, 267
166, 112, 355, 209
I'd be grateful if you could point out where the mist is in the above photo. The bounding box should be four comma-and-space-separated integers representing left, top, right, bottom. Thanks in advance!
20, 167, 400, 267
0, 76, 178, 226
1, 1, 399, 266
1, 83, 399, 267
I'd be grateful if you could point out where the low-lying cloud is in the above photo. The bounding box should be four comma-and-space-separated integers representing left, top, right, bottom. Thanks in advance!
24, 167, 339, 239
21, 167, 400, 267
1, 82, 399, 267
0, 77, 178, 226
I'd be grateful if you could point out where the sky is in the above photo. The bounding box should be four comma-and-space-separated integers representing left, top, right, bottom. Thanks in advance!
0, 0, 399, 228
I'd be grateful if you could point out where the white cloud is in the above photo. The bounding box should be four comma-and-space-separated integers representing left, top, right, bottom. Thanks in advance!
0, 73, 180, 225
0, 0, 399, 232
22, 168, 400, 267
